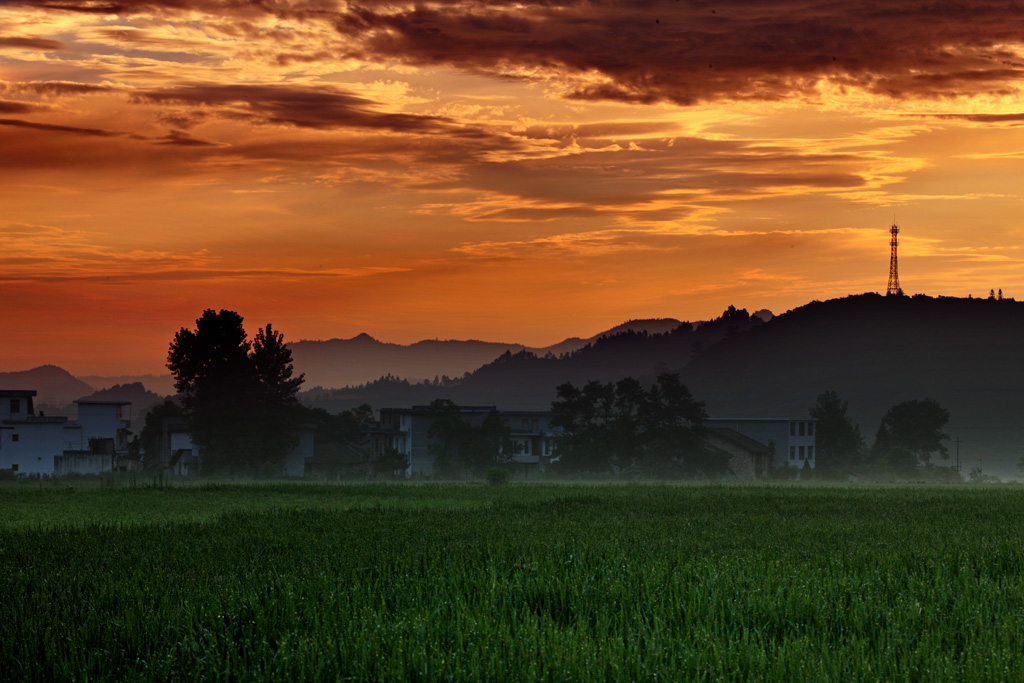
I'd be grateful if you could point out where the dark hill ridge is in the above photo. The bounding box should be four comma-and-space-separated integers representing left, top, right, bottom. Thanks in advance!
0, 365, 94, 406
290, 318, 683, 389
682, 293, 1024, 477
303, 294, 1024, 477
300, 307, 761, 412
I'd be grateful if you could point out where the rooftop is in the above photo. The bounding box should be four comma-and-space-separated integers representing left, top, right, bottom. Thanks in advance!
0, 390, 37, 398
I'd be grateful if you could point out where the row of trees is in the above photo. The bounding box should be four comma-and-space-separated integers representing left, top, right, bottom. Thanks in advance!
810, 391, 952, 478
423, 399, 516, 477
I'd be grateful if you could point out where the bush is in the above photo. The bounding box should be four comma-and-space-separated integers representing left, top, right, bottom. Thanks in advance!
485, 467, 510, 486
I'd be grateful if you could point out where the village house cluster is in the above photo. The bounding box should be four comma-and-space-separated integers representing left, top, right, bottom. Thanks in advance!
2, 389, 816, 478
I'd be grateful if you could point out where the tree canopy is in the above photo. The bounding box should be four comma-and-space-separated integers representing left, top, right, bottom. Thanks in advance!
551, 373, 717, 477
167, 309, 305, 475
808, 390, 866, 476
426, 399, 515, 477
872, 398, 950, 474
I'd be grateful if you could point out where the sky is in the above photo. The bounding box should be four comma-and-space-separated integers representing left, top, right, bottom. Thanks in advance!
2, 0, 1023, 375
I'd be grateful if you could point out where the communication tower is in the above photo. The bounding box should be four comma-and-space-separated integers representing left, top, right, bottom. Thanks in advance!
887, 221, 902, 296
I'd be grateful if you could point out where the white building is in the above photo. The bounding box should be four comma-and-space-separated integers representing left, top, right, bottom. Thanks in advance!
1, 390, 141, 477
73, 400, 132, 453
1, 390, 80, 476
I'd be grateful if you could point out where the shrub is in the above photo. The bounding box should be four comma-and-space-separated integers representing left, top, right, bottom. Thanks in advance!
485, 467, 510, 486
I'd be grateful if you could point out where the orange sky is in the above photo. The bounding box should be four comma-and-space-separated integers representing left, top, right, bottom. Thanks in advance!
2, 1, 1024, 375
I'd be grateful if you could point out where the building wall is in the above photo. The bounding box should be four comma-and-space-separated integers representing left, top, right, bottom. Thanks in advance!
282, 427, 315, 477
0, 419, 71, 475
705, 418, 817, 470
76, 402, 132, 452
55, 452, 115, 476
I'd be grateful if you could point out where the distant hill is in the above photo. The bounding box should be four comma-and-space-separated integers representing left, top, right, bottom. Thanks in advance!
301, 294, 1024, 478
300, 308, 759, 412
77, 382, 166, 419
81, 374, 176, 397
0, 365, 94, 407
290, 319, 684, 389
681, 293, 1024, 477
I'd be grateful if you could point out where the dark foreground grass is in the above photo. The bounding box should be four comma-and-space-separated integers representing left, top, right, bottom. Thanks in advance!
2, 483, 1024, 681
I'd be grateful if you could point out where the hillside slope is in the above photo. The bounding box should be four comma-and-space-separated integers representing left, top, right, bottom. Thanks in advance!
682, 293, 1024, 476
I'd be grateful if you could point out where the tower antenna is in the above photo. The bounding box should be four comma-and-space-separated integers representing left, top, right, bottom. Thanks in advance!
887, 220, 902, 296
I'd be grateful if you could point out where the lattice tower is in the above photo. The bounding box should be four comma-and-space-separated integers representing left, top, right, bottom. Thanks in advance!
887, 222, 901, 296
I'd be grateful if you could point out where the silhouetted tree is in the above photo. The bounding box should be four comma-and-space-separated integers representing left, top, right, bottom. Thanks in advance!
872, 398, 950, 474
167, 309, 305, 475
138, 398, 185, 470
808, 390, 866, 476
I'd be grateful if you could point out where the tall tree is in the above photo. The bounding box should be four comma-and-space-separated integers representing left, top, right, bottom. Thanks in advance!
872, 398, 950, 474
167, 309, 304, 475
808, 390, 866, 476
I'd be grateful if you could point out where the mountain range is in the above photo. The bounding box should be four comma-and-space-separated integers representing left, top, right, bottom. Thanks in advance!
289, 318, 688, 389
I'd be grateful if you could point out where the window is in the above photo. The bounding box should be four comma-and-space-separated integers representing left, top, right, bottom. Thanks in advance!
521, 440, 530, 455
799, 446, 805, 460
807, 446, 814, 460
807, 423, 814, 437
9, 399, 20, 414
790, 446, 796, 460
799, 422, 806, 437
790, 422, 796, 436
522, 419, 529, 430
11, 434, 18, 442
11, 464, 16, 472
532, 419, 539, 431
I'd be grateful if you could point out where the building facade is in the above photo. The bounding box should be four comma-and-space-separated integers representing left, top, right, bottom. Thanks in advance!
372, 406, 562, 476
704, 417, 817, 472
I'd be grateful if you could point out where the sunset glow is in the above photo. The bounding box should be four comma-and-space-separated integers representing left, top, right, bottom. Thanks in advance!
3, 1, 1024, 374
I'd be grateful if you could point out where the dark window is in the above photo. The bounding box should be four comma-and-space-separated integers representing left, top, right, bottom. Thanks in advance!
11, 434, 18, 442
9, 399, 20, 414
11, 464, 17, 472
799, 422, 806, 437
808, 422, 814, 436
790, 422, 796, 436
799, 446, 806, 460
789, 446, 796, 459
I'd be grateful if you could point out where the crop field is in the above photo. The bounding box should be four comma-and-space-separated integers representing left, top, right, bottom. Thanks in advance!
2, 482, 1024, 682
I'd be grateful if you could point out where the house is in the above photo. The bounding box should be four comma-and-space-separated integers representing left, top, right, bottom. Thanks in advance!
152, 418, 315, 477
704, 417, 817, 474
0, 390, 79, 476
370, 406, 816, 479
1, 390, 144, 477
372, 405, 562, 477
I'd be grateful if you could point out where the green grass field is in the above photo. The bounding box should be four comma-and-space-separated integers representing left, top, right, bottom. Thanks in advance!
2, 482, 1024, 682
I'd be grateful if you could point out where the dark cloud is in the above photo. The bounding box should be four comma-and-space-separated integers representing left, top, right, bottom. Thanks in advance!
919, 112, 1024, 124
12, 81, 118, 96
134, 83, 455, 133
11, 1, 1024, 104
0, 117, 120, 136
157, 129, 218, 146
0, 100, 40, 113
0, 36, 66, 50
